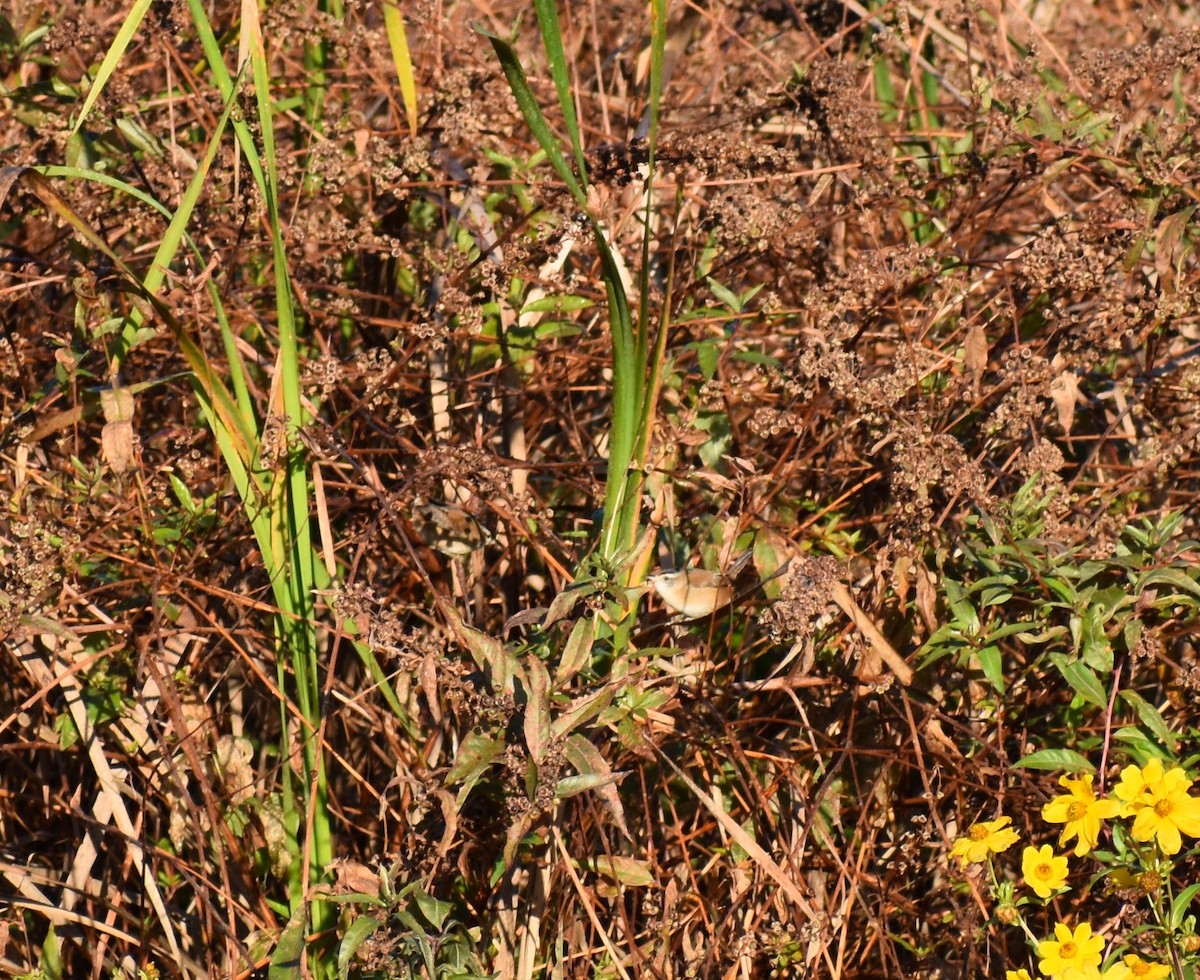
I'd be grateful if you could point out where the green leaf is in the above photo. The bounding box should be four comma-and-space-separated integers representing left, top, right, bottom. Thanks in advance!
976, 645, 1004, 693
753, 529, 791, 601
947, 597, 981, 634
1050, 653, 1108, 708
695, 409, 732, 468
152, 526, 182, 546
446, 730, 505, 792
406, 913, 437, 976
556, 616, 595, 685
268, 906, 307, 978
392, 908, 426, 939
705, 276, 743, 312
1112, 727, 1175, 766
523, 656, 552, 766
564, 733, 628, 838
979, 586, 1014, 608
412, 887, 453, 931
1171, 882, 1200, 931
533, 320, 583, 342
580, 855, 654, 887
730, 348, 782, 368
556, 770, 619, 798
338, 915, 382, 980
692, 336, 721, 381
1079, 605, 1114, 674
1139, 566, 1200, 600
323, 891, 385, 907
971, 573, 1018, 594
1014, 625, 1069, 644
915, 623, 972, 668
1044, 576, 1078, 604
53, 710, 79, 750
1014, 748, 1095, 772
988, 620, 1046, 642
1122, 617, 1143, 657
551, 683, 614, 741
168, 473, 198, 513
444, 606, 523, 695
1118, 690, 1178, 753
39, 923, 63, 980
542, 581, 594, 630
502, 809, 537, 870
520, 293, 593, 314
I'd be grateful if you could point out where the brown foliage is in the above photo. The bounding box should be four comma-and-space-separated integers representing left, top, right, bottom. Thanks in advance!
3, 0, 1200, 976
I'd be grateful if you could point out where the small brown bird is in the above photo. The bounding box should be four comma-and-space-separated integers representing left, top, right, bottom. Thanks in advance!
646, 567, 735, 620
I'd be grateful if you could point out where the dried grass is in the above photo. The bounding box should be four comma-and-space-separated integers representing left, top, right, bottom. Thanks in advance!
3, 0, 1200, 976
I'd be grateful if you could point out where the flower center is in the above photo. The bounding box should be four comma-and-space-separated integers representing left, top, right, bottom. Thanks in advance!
969, 825, 990, 841
1060, 942, 1077, 959
1067, 801, 1089, 821
1154, 799, 1173, 818
1036, 862, 1052, 878
1131, 963, 1151, 977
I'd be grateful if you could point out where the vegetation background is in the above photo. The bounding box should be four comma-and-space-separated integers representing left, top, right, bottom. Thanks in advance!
2, 0, 1200, 976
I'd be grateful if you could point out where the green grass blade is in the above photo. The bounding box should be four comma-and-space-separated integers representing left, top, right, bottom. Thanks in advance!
532, 0, 588, 184
635, 0, 668, 369
69, 0, 154, 136
480, 27, 587, 210
483, 21, 639, 563
302, 0, 343, 135
183, 0, 269, 193
596, 245, 639, 561
617, 0, 668, 554
248, 58, 336, 980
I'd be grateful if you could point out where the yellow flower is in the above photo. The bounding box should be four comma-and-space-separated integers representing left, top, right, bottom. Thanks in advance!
1037, 921, 1104, 980
1101, 953, 1172, 980
1022, 844, 1069, 899
950, 815, 1020, 867
1114, 760, 1200, 855
1042, 774, 1121, 856
1007, 971, 1033, 980
1113, 759, 1165, 816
